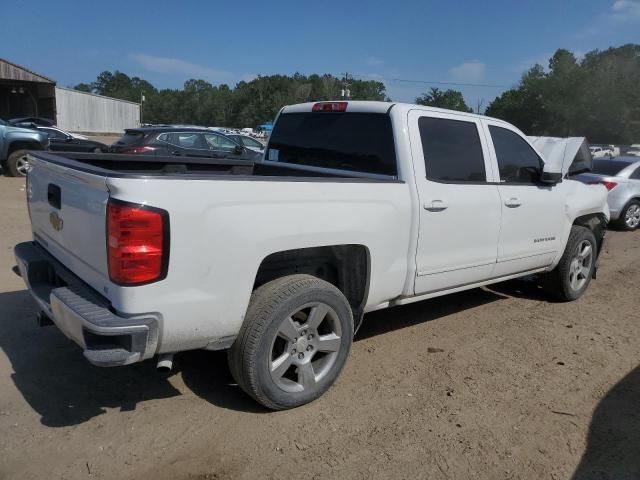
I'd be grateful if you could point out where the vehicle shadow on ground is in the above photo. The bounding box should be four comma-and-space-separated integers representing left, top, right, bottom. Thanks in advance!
0, 281, 554, 423
355, 287, 509, 340
573, 365, 640, 479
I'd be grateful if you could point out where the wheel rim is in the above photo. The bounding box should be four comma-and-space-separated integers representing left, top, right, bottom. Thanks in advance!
568, 240, 593, 291
269, 302, 342, 393
15, 155, 29, 176
625, 204, 640, 229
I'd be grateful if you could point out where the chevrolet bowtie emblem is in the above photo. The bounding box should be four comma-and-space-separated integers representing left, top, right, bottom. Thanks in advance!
49, 211, 64, 232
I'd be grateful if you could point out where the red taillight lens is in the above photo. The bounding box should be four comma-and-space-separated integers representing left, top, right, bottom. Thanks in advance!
601, 181, 618, 191
123, 146, 156, 154
107, 199, 168, 285
312, 102, 348, 112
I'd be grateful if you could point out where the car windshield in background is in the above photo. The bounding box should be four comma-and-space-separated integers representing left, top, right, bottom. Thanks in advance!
115, 130, 145, 145
267, 112, 397, 176
592, 160, 631, 176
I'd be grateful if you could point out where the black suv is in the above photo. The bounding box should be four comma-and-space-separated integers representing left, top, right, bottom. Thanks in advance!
110, 126, 260, 161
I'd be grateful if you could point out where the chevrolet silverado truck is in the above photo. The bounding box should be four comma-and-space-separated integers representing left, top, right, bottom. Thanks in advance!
0, 118, 49, 176
14, 101, 609, 409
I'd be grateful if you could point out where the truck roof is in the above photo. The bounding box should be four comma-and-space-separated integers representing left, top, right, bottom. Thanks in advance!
280, 100, 510, 125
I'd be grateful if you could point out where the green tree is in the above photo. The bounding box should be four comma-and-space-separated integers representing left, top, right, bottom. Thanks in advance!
485, 44, 640, 143
415, 88, 473, 112
74, 71, 390, 127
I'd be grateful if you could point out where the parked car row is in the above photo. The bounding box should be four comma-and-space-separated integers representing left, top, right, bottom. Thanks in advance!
109, 126, 262, 161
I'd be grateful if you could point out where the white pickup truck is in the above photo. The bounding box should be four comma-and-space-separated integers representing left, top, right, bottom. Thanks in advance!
15, 101, 609, 409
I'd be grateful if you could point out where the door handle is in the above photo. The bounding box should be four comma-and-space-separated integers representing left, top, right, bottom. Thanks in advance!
171, 151, 182, 156
424, 200, 448, 211
504, 197, 521, 208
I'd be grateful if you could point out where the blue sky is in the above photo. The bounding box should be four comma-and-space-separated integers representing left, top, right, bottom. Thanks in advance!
2, 0, 639, 109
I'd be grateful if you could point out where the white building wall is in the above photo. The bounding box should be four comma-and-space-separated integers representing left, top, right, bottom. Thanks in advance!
55, 87, 140, 134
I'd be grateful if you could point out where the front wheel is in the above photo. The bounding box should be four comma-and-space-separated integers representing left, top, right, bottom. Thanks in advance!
228, 274, 353, 410
545, 226, 597, 302
6, 150, 30, 177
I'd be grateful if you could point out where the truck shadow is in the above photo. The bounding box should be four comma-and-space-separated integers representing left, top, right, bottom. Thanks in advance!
0, 281, 550, 424
572, 365, 640, 479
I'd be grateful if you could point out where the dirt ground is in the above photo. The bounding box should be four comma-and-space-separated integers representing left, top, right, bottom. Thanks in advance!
0, 175, 638, 480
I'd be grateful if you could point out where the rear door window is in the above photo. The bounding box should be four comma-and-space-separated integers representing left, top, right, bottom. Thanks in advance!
418, 117, 486, 183
205, 133, 237, 151
267, 112, 397, 176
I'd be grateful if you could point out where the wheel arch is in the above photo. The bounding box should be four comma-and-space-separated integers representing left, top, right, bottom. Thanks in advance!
253, 244, 371, 333
7, 140, 43, 156
572, 212, 608, 258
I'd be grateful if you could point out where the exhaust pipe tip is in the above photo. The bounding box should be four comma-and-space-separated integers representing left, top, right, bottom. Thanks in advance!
156, 353, 174, 373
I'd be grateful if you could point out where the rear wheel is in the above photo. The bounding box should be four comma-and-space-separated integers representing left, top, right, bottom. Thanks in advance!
616, 200, 640, 231
6, 150, 30, 177
228, 274, 353, 410
545, 226, 597, 301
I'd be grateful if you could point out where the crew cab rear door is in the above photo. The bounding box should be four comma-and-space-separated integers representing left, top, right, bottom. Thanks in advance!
408, 109, 501, 294
482, 119, 566, 276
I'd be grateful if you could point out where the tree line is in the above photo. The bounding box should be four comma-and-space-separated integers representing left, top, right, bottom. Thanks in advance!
486, 44, 640, 144
75, 72, 387, 128
75, 44, 640, 143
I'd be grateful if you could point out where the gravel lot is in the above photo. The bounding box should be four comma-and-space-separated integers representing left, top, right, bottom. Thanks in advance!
0, 175, 638, 479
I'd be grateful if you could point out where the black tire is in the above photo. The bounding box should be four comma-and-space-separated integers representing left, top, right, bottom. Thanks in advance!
615, 200, 640, 231
6, 149, 30, 177
228, 274, 353, 410
545, 226, 597, 302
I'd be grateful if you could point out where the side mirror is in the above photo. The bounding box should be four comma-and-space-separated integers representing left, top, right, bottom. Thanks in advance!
234, 145, 243, 155
540, 164, 562, 184
66, 135, 74, 142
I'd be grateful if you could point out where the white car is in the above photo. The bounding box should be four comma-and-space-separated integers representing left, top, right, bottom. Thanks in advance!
590, 146, 612, 158
15, 101, 609, 409
626, 149, 640, 157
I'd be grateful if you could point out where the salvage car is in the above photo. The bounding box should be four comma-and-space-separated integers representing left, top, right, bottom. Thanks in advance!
15, 101, 609, 409
573, 156, 640, 230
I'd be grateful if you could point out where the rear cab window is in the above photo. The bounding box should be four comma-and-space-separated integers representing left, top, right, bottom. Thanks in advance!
266, 112, 397, 177
115, 130, 145, 145
592, 160, 631, 176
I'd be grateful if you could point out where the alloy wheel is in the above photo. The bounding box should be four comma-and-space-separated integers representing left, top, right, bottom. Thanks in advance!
269, 302, 342, 393
625, 204, 640, 229
568, 240, 593, 291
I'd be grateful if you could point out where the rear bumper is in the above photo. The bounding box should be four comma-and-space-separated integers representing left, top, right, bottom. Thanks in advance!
14, 242, 159, 367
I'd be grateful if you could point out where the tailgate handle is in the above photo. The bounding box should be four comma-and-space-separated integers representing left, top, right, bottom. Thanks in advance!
47, 184, 61, 209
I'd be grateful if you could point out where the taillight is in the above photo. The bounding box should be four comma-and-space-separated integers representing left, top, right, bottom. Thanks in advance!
107, 199, 169, 286
601, 181, 618, 191
123, 146, 156, 154
312, 102, 348, 112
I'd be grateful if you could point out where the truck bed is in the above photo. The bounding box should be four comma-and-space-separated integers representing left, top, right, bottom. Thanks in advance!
29, 151, 397, 181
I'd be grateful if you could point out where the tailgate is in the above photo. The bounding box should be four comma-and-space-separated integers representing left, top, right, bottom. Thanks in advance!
27, 154, 110, 290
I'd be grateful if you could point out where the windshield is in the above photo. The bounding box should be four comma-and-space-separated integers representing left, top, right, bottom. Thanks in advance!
267, 112, 397, 176
592, 160, 630, 176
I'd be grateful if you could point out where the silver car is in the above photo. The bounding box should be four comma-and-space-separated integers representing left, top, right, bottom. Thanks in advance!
574, 156, 640, 230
